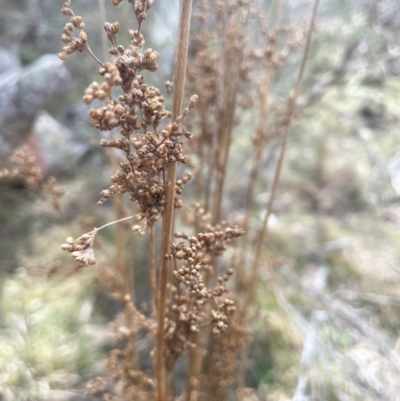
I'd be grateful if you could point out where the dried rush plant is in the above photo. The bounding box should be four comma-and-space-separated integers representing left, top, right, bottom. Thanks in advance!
183, 0, 318, 395
58, 1, 245, 400
57, 0, 320, 398
0, 146, 66, 223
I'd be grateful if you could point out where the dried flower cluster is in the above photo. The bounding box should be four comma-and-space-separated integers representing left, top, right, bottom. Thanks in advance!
163, 224, 244, 368
61, 231, 97, 267
106, 298, 155, 401
102, 140, 190, 228
249, 21, 309, 150
59, 3, 199, 234
40, 176, 65, 212
0, 146, 43, 191
61, 216, 133, 267
181, 201, 212, 231
209, 316, 250, 401
111, 0, 155, 29
98, 96, 197, 235
88, 299, 155, 401
0, 146, 65, 216
59, 1, 90, 61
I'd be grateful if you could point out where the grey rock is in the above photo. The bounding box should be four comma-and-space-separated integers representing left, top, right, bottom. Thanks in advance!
0, 47, 20, 74
61, 102, 99, 142
0, 54, 71, 160
33, 111, 90, 176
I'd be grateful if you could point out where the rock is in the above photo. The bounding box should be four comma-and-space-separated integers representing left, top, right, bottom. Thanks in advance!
32, 111, 90, 176
0, 47, 20, 74
0, 54, 71, 161
378, 0, 400, 28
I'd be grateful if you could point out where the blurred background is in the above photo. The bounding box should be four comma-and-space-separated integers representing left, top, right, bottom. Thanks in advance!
1, 0, 400, 400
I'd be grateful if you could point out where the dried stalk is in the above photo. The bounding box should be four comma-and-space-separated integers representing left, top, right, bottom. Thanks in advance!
238, 0, 284, 289
243, 0, 320, 314
211, 7, 249, 226
97, 0, 108, 62
204, 0, 228, 213
150, 224, 158, 313
156, 1, 193, 399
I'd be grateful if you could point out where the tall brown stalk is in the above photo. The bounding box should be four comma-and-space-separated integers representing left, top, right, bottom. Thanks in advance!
211, 7, 249, 226
203, 0, 228, 214
237, 0, 284, 289
156, 1, 193, 400
150, 225, 158, 313
244, 0, 320, 314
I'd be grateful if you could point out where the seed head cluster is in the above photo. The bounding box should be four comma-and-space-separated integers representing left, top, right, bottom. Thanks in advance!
0, 147, 65, 216
88, 298, 155, 401
209, 315, 250, 399
59, 1, 89, 60
58, 4, 198, 233
98, 96, 197, 234
163, 224, 244, 367
111, 0, 155, 29
61, 230, 97, 267
0, 146, 43, 191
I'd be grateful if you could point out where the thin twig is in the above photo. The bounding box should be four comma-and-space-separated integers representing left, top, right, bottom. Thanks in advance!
96, 215, 133, 231
86, 45, 104, 66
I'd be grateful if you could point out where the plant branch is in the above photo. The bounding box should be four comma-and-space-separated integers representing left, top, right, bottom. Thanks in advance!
97, 215, 133, 231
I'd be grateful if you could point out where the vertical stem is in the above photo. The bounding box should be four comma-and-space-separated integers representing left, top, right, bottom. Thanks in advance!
204, 0, 228, 214
237, 0, 284, 290
156, 1, 193, 400
243, 0, 320, 314
150, 225, 158, 313
211, 8, 249, 226
97, 0, 108, 62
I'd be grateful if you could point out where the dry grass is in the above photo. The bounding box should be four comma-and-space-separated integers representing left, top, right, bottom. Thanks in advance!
56, 0, 320, 399
9, 0, 400, 401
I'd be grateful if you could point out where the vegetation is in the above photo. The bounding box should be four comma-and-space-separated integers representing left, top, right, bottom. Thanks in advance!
1, 0, 400, 400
